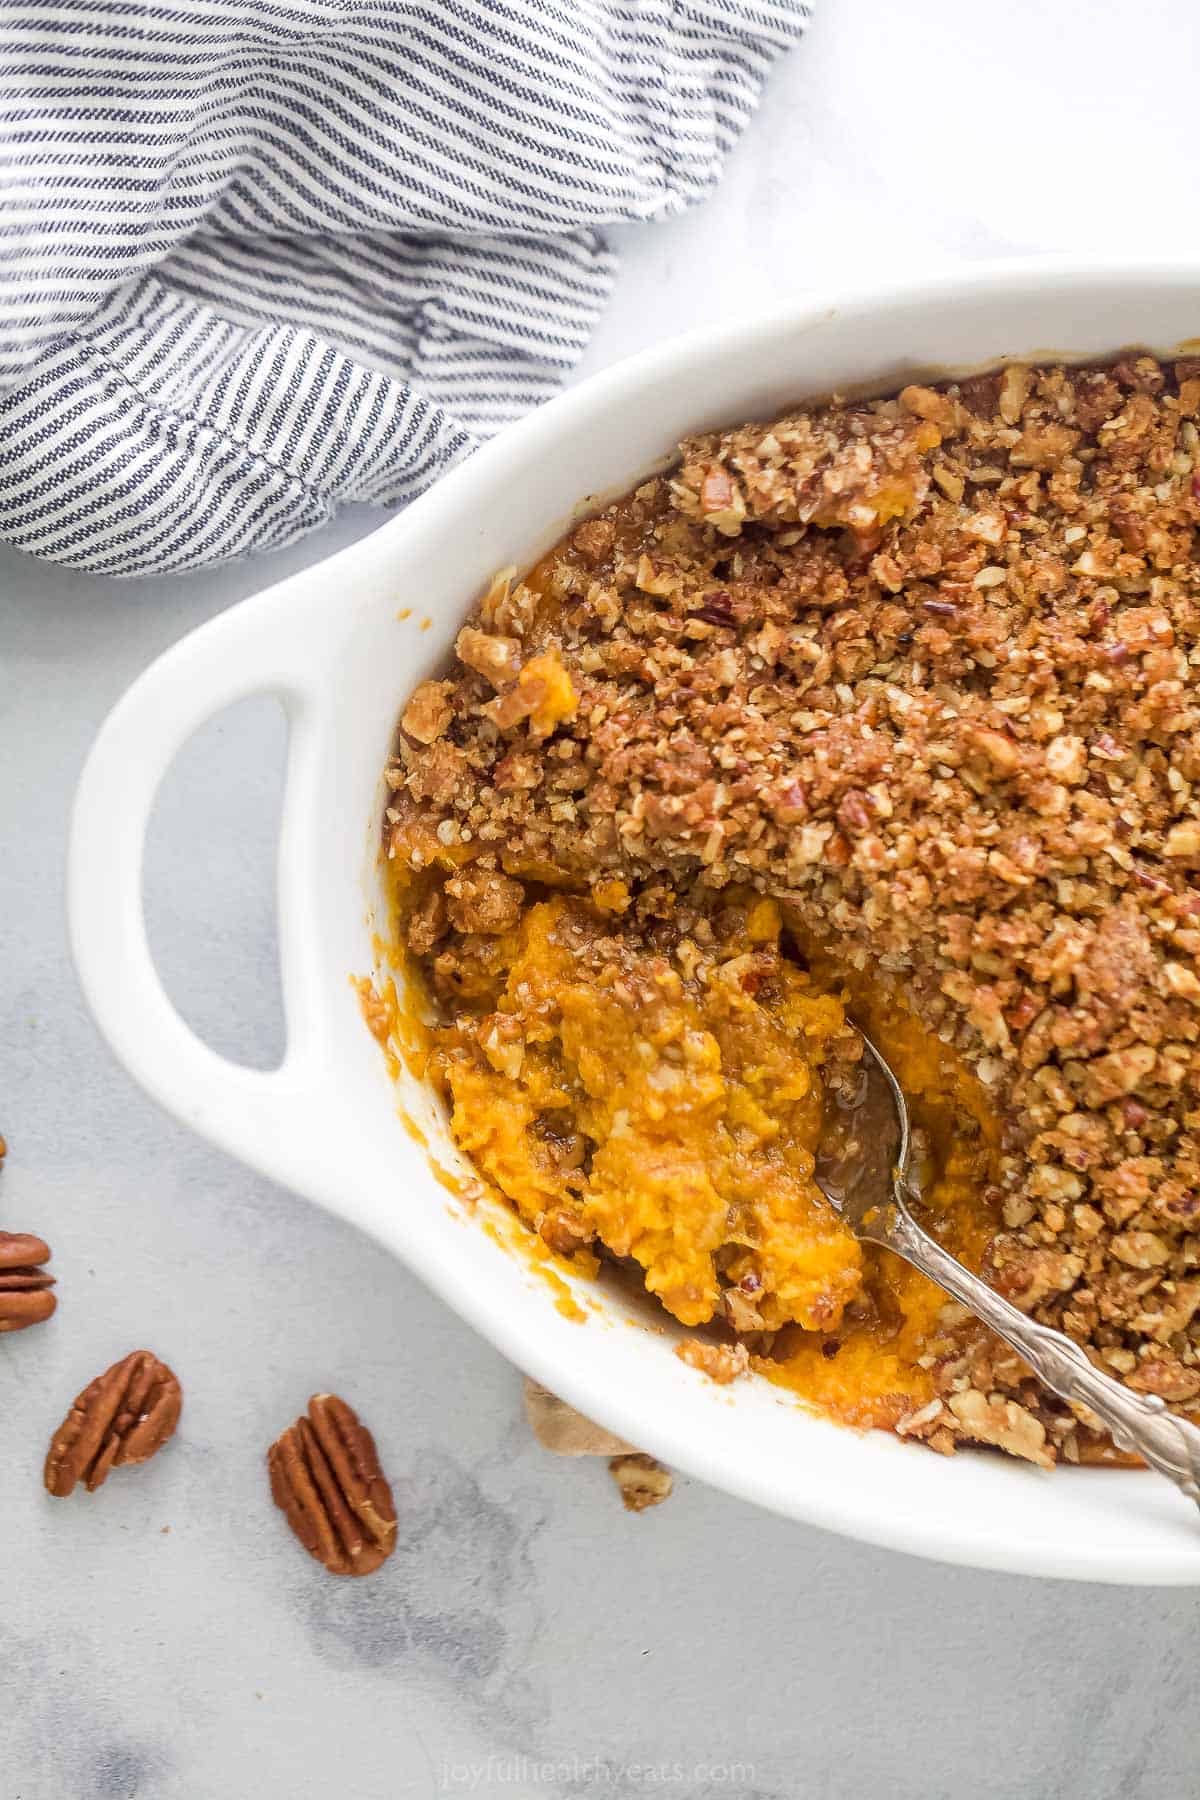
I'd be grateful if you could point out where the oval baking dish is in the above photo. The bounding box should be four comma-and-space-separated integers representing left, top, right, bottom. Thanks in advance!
69, 259, 1200, 1583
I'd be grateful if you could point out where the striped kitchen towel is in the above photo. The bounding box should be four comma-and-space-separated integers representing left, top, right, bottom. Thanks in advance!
0, 0, 807, 577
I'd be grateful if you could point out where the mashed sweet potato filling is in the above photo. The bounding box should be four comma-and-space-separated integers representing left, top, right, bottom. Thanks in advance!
390, 854, 997, 1431
438, 892, 861, 1334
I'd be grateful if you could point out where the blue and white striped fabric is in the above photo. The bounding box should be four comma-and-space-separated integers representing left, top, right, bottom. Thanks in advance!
0, 1, 807, 576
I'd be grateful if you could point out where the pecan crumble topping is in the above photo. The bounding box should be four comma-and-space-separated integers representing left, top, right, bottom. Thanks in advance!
385, 354, 1200, 1465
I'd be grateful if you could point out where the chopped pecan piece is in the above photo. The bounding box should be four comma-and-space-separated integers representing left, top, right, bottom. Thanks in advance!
946, 1389, 1054, 1469
1164, 821, 1200, 859
968, 726, 1020, 776
689, 592, 737, 629
572, 517, 615, 563
456, 625, 521, 688
444, 868, 524, 934
675, 1338, 750, 1384
1127, 1356, 1200, 1403
537, 1206, 592, 1255
268, 1393, 397, 1577
700, 466, 735, 514
400, 679, 454, 745
0, 1231, 56, 1333
837, 789, 873, 834
405, 884, 447, 956
608, 1452, 673, 1512
45, 1350, 181, 1496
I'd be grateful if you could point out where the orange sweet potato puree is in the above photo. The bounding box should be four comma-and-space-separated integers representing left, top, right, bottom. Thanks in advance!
366, 867, 999, 1433
443, 893, 860, 1333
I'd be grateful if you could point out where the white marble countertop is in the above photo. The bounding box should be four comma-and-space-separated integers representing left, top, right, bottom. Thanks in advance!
3, 3, 1199, 1796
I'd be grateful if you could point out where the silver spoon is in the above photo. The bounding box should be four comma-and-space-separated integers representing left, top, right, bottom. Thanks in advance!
815, 1031, 1200, 1509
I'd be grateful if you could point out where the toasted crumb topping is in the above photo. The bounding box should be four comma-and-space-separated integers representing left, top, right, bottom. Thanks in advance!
387, 353, 1200, 1460
676, 1338, 751, 1385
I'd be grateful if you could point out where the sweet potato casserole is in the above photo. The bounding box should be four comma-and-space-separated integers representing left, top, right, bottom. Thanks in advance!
380, 353, 1200, 1468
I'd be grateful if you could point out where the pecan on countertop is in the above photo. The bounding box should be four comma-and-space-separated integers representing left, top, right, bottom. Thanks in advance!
45, 1350, 182, 1497
267, 1393, 397, 1577
0, 1232, 56, 1333
608, 1453, 674, 1513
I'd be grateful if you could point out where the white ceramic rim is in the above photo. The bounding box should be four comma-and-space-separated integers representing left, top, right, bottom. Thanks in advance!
67, 256, 1200, 1583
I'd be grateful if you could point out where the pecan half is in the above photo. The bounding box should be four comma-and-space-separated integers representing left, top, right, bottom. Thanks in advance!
0, 1232, 56, 1333
268, 1394, 397, 1577
608, 1452, 673, 1513
45, 1350, 182, 1496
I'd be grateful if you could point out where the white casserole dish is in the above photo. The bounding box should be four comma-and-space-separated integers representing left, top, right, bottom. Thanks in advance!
68, 259, 1200, 1583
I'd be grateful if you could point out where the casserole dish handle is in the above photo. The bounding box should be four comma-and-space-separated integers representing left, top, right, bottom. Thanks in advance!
67, 588, 331, 1187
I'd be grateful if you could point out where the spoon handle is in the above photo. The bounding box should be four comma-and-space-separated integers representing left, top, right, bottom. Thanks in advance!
879, 1196, 1200, 1508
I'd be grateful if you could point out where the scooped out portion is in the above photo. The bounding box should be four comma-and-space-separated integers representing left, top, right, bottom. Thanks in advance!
424, 888, 865, 1335
385, 834, 996, 1435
